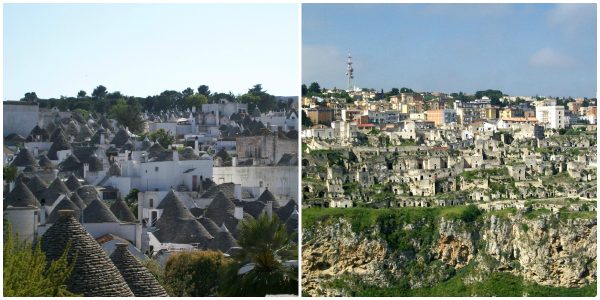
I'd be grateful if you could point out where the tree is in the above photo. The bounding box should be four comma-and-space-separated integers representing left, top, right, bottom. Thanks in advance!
182, 88, 194, 99
184, 94, 208, 109
21, 92, 38, 102
92, 85, 108, 99
3, 165, 17, 182
110, 99, 143, 133
150, 129, 175, 148
400, 87, 414, 93
219, 214, 297, 296
163, 250, 233, 296
301, 84, 308, 96
307, 82, 321, 95
389, 88, 400, 96
124, 188, 139, 207
197, 85, 210, 97
3, 222, 76, 296
77, 90, 87, 98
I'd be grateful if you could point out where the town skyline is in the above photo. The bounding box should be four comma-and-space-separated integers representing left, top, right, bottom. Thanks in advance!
303, 3, 597, 98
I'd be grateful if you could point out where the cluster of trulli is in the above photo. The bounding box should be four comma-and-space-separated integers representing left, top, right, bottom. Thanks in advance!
152, 187, 298, 254
41, 210, 168, 297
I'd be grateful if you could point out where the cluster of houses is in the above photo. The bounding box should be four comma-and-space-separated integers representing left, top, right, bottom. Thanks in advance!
3, 98, 299, 296
302, 91, 597, 212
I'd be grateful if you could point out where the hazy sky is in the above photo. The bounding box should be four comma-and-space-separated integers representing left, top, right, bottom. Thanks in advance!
4, 4, 299, 100
303, 4, 597, 98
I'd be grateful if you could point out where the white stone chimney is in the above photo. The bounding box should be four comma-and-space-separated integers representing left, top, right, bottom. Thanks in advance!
53, 169, 59, 180
232, 156, 237, 167
234, 184, 242, 200
265, 201, 273, 219
33, 147, 39, 157
194, 140, 199, 155
173, 150, 179, 162
234, 206, 244, 220
83, 163, 89, 178
9, 181, 15, 192
100, 132, 105, 144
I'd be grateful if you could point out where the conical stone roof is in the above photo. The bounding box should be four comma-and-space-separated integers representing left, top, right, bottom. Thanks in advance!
154, 190, 213, 245
109, 243, 168, 297
257, 188, 280, 209
47, 197, 81, 224
285, 209, 298, 235
82, 199, 119, 223
40, 211, 134, 296
11, 148, 38, 167
65, 174, 82, 191
76, 185, 100, 206
70, 191, 87, 210
205, 191, 238, 232
208, 224, 239, 253
276, 199, 297, 222
5, 178, 40, 208
110, 198, 137, 223
198, 216, 220, 237
87, 154, 103, 172
41, 177, 71, 206
110, 128, 130, 148
59, 155, 82, 173
47, 133, 71, 160
27, 125, 50, 142
38, 154, 55, 169
26, 175, 48, 199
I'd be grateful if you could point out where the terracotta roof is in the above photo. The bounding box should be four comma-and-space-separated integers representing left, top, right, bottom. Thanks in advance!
40, 211, 134, 296
109, 243, 168, 297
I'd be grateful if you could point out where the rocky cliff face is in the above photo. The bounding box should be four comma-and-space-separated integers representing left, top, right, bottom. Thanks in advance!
302, 213, 596, 296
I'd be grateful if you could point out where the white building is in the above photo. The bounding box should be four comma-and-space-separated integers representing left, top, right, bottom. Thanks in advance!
536, 104, 567, 129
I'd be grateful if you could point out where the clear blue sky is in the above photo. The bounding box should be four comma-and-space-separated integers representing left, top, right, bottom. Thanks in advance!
4, 4, 299, 100
303, 4, 597, 98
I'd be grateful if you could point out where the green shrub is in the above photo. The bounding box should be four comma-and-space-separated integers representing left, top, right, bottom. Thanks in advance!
163, 250, 233, 296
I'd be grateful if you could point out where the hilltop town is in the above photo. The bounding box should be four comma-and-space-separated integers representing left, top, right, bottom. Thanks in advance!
301, 83, 597, 296
3, 85, 299, 296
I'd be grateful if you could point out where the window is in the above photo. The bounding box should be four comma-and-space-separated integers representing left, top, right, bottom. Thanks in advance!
155, 166, 159, 172
149, 199, 154, 207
